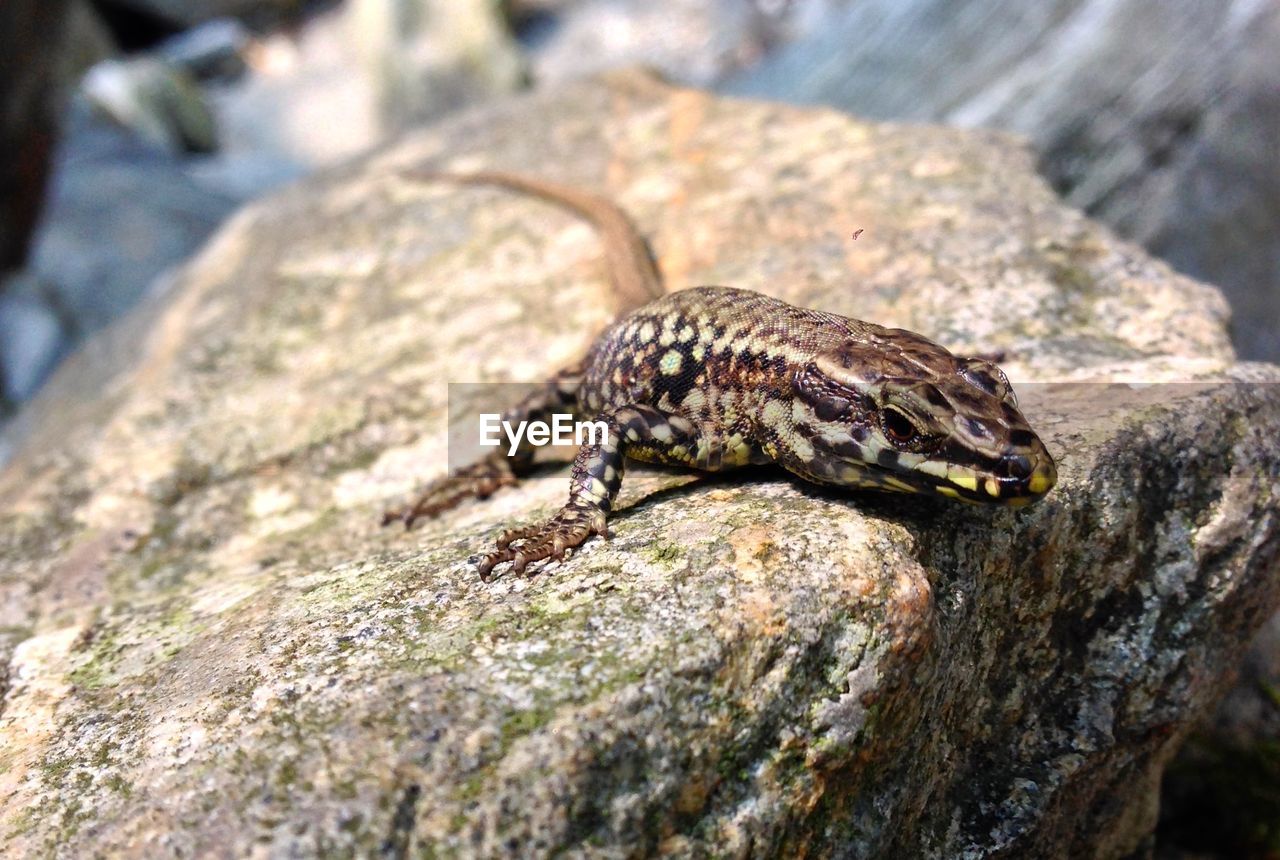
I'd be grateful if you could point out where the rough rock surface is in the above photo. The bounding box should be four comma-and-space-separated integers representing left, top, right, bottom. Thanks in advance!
1, 71, 1278, 857
1156, 604, 1280, 857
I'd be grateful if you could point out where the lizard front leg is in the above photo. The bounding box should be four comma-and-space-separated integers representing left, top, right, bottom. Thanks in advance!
382, 364, 582, 528
477, 404, 698, 579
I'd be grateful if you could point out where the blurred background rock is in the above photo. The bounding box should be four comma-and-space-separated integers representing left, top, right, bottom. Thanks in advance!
0, 2, 1276, 853
724, 0, 1280, 371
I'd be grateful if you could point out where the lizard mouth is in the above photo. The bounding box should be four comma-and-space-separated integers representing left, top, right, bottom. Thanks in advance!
905, 450, 1058, 505
802, 436, 1058, 505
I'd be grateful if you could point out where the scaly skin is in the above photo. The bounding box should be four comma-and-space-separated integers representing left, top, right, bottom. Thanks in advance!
386, 173, 1057, 580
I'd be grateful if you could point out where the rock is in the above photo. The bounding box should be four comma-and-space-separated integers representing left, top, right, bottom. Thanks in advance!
1, 71, 1277, 857
156, 17, 251, 81
6, 8, 355, 416
0, 0, 112, 421
203, 4, 381, 172
0, 0, 113, 420
515, 0, 782, 88
347, 0, 528, 132
722, 0, 1280, 365
2, 57, 240, 432
0, 273, 71, 405
1155, 611, 1280, 857
28, 101, 238, 336
81, 56, 218, 154
197, 0, 529, 191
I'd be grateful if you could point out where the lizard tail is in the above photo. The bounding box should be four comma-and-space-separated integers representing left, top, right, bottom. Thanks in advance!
400, 168, 665, 317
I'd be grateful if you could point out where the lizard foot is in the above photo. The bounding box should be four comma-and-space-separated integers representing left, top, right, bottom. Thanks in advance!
382, 456, 518, 529
477, 502, 608, 580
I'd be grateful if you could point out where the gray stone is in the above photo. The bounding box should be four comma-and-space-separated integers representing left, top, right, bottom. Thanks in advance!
0, 71, 1277, 857
28, 102, 238, 337
202, 6, 382, 172
348, 0, 528, 132
0, 275, 70, 403
722, 0, 1280, 364
156, 17, 251, 81
0, 0, 113, 421
1155, 604, 1280, 855
81, 57, 218, 154
517, 0, 772, 88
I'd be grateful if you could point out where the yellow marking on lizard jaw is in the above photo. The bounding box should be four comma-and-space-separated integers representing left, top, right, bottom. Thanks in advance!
837, 465, 863, 483
936, 486, 961, 499
950, 472, 979, 493
1028, 471, 1053, 495
916, 461, 948, 480
984, 477, 1001, 497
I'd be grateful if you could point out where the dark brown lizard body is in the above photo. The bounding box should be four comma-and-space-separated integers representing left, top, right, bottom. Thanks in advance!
386, 173, 1057, 579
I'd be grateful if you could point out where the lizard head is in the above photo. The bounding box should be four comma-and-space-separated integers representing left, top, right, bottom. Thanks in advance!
787, 332, 1056, 505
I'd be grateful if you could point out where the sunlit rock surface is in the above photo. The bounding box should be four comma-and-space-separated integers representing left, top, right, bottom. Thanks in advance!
1, 71, 1277, 858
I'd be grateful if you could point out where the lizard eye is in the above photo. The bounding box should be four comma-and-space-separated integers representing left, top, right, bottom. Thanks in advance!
881, 407, 918, 445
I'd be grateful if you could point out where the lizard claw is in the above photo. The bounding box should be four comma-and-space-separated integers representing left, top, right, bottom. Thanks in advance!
476, 502, 607, 580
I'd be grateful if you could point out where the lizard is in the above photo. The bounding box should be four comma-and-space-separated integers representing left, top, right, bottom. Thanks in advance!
383, 170, 1058, 580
